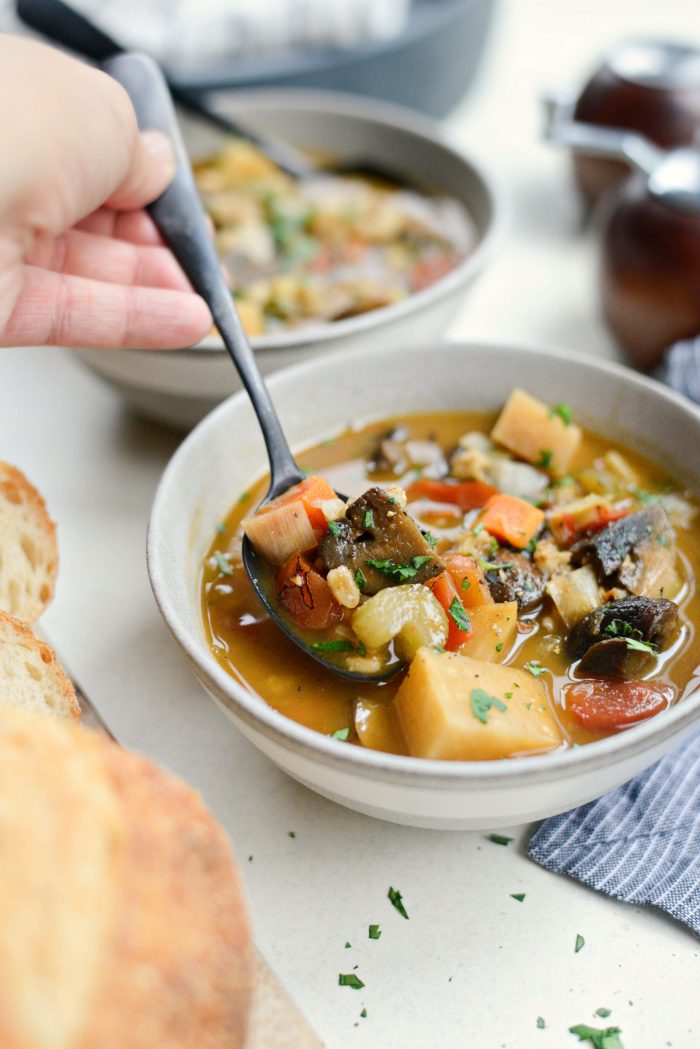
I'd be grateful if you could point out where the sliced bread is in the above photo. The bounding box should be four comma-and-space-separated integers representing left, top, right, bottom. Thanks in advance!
0, 462, 57, 623
0, 611, 79, 720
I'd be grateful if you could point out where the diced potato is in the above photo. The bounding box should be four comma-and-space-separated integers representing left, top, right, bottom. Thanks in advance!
491, 389, 582, 475
242, 500, 317, 563
457, 601, 518, 663
546, 565, 601, 629
395, 649, 563, 760
352, 584, 448, 661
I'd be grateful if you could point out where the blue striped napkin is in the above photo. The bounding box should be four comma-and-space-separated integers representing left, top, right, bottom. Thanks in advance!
529, 338, 700, 936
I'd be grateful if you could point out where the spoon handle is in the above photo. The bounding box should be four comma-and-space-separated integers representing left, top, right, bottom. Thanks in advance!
104, 52, 303, 497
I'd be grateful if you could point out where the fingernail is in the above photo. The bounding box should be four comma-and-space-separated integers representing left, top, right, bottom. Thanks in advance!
141, 129, 175, 180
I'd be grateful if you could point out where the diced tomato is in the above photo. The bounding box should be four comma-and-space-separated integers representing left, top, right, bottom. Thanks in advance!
443, 554, 494, 608
429, 571, 473, 650
276, 552, 343, 631
410, 253, 458, 292
478, 493, 545, 549
556, 505, 631, 547
565, 679, 674, 731
406, 478, 498, 511
260, 475, 336, 537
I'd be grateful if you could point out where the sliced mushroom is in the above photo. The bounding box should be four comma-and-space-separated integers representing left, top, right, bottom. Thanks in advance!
576, 637, 656, 679
370, 429, 409, 474
484, 551, 545, 611
319, 486, 442, 595
571, 506, 677, 597
568, 596, 680, 659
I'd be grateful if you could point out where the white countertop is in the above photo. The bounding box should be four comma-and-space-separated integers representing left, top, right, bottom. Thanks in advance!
2, 2, 699, 1046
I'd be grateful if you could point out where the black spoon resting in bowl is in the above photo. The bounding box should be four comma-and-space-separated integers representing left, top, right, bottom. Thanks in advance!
104, 52, 402, 684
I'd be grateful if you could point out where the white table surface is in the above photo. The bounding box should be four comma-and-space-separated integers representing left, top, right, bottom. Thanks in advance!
2, 2, 700, 1046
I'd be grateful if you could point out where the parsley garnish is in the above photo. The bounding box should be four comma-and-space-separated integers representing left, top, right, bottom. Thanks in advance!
461, 577, 471, 591
448, 597, 471, 633
624, 637, 657, 654
355, 569, 366, 590
360, 1008, 367, 1018
568, 1024, 624, 1049
312, 640, 356, 653
423, 529, 438, 548
487, 834, 513, 846
479, 558, 515, 572
345, 942, 351, 948
537, 1017, 546, 1029
536, 449, 554, 469
511, 893, 526, 902
214, 551, 233, 576
388, 886, 409, 919
495, 642, 504, 653
330, 727, 351, 741
472, 522, 484, 536
363, 509, 374, 529
328, 520, 341, 537
215, 521, 227, 535
338, 973, 365, 990
526, 536, 539, 555
575, 933, 585, 953
368, 924, 381, 940
524, 661, 546, 677
633, 488, 661, 505
470, 688, 507, 724
366, 555, 432, 581
550, 402, 573, 426
604, 619, 634, 638
238, 490, 250, 503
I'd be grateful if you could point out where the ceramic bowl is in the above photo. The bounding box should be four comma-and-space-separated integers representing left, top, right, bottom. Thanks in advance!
72, 89, 506, 430
147, 341, 700, 829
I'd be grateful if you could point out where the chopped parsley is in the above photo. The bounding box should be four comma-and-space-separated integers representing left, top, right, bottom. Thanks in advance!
327, 520, 342, 537
423, 530, 438, 547
355, 569, 366, 591
338, 973, 365, 990
368, 924, 382, 940
633, 488, 661, 505
487, 834, 513, 846
288, 831, 296, 838
388, 886, 409, 919
366, 555, 432, 581
448, 597, 471, 633
605, 619, 634, 638
470, 688, 507, 724
536, 449, 554, 469
479, 558, 515, 572
510, 893, 526, 902
238, 490, 250, 503
550, 402, 573, 426
526, 536, 539, 554
330, 727, 351, 741
537, 1017, 546, 1029
215, 521, 227, 535
360, 1008, 367, 1018
214, 551, 233, 576
624, 637, 657, 654
472, 522, 484, 536
524, 661, 546, 677
312, 640, 356, 653
495, 642, 504, 653
575, 933, 585, 953
595, 1009, 612, 1019
461, 577, 471, 591
363, 509, 375, 529
504, 691, 513, 699
568, 1024, 624, 1049
345, 942, 351, 948
386, 496, 397, 505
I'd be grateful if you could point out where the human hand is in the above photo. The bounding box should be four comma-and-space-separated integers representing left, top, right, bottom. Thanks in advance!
0, 35, 213, 350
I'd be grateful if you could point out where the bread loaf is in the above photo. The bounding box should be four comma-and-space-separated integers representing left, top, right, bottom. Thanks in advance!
0, 462, 57, 623
0, 709, 252, 1048
0, 611, 79, 719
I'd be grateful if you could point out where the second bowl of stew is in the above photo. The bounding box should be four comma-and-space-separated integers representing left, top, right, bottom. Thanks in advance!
148, 341, 700, 829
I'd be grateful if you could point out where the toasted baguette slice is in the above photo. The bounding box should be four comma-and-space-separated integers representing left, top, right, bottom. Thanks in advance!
0, 611, 79, 720
0, 462, 57, 623
0, 708, 252, 1049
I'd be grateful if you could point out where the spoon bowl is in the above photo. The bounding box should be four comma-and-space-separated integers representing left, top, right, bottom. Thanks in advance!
105, 51, 402, 683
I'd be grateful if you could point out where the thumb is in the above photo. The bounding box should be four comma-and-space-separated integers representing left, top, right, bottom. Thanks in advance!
105, 129, 175, 211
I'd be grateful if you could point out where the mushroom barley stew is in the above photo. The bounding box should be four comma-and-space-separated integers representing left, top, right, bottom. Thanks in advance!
203, 390, 700, 760
193, 140, 473, 336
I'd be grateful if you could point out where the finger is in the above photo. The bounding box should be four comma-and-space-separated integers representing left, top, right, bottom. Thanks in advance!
0, 266, 212, 350
27, 229, 191, 292
74, 209, 165, 247
105, 129, 175, 211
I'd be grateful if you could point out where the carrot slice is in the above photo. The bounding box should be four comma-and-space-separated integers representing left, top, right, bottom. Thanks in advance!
406, 478, 498, 511
478, 493, 545, 549
276, 552, 343, 631
429, 571, 473, 650
565, 679, 673, 731
443, 554, 494, 609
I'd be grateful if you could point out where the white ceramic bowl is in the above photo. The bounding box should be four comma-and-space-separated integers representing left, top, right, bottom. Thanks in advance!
148, 341, 700, 829
72, 89, 506, 430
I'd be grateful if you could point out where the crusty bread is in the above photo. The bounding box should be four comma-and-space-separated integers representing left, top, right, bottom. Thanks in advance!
0, 709, 252, 1049
0, 462, 57, 623
0, 610, 80, 720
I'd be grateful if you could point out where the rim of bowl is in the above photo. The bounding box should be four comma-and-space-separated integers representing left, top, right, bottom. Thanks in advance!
148, 339, 700, 788
171, 87, 509, 357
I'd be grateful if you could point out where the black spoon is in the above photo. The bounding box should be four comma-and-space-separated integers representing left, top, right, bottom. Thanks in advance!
17, 0, 406, 186
104, 52, 402, 684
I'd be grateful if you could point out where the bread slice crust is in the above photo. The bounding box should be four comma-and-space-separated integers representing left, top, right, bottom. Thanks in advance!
0, 610, 80, 720
0, 461, 58, 623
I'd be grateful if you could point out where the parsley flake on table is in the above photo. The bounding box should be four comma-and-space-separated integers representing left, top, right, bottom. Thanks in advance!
330, 727, 351, 741
470, 688, 507, 724
574, 933, 585, 953
524, 661, 546, 677
345, 942, 351, 949
568, 1023, 624, 1049
510, 892, 526, 902
368, 924, 382, 940
214, 551, 233, 576
550, 402, 573, 426
327, 520, 341, 537
537, 1017, 546, 1029
288, 831, 296, 839
448, 596, 471, 633
388, 886, 409, 919
360, 1008, 368, 1018
338, 973, 365, 990
595, 1008, 612, 1019
486, 833, 513, 846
